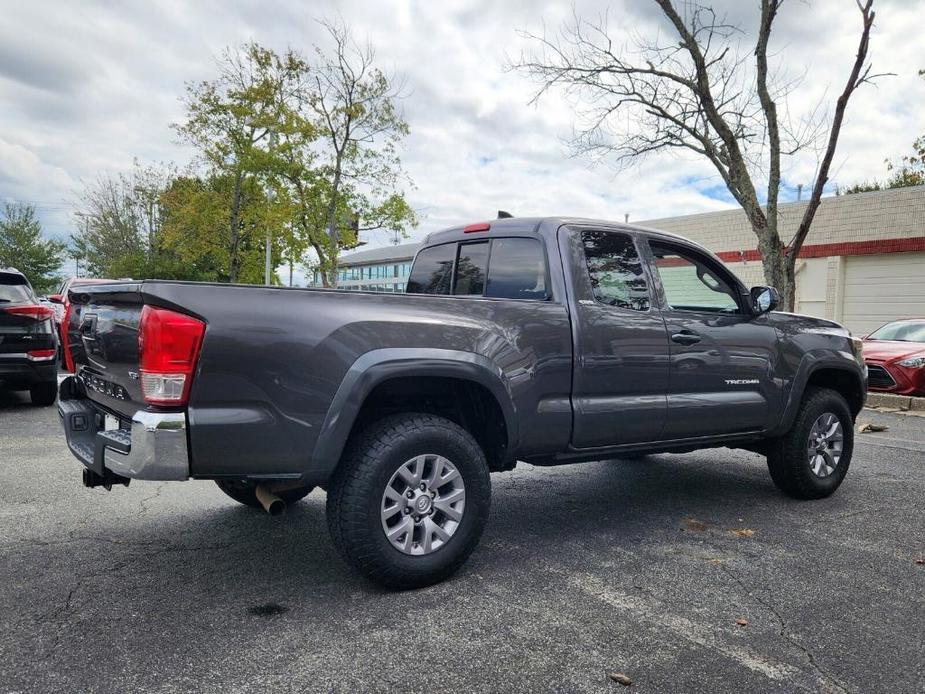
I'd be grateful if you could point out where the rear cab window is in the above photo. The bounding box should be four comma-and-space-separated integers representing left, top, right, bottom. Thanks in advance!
407, 237, 548, 300
580, 230, 650, 311
406, 244, 455, 294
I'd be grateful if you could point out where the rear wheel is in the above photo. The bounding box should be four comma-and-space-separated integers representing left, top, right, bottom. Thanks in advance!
327, 413, 491, 590
30, 382, 57, 407
766, 387, 854, 499
215, 480, 313, 509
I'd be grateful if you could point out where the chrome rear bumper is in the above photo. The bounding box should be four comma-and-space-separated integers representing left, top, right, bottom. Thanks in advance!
58, 377, 189, 481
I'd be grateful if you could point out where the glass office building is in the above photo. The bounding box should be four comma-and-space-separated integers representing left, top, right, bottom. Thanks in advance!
308, 241, 421, 292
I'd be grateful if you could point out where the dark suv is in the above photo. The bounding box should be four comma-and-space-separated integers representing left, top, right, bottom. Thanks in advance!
0, 268, 57, 405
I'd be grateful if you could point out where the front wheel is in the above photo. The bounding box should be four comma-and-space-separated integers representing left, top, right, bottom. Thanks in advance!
766, 387, 854, 499
327, 413, 491, 590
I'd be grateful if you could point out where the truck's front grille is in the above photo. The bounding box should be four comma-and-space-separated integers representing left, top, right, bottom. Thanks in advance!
866, 364, 896, 389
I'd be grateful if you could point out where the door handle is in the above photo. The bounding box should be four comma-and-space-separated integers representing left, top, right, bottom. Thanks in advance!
671, 331, 701, 345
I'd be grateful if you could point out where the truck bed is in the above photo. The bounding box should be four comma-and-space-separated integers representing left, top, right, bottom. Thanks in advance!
64, 280, 573, 482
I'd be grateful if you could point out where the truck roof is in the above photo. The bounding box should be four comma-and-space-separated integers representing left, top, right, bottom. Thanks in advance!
422, 216, 690, 246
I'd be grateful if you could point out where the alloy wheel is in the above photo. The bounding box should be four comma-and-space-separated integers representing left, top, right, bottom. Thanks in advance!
806, 412, 844, 478
380, 454, 466, 556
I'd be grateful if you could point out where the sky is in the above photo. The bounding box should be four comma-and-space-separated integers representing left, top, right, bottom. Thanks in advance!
1, 0, 922, 277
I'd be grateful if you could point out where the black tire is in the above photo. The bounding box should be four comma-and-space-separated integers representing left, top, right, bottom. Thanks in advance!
214, 480, 313, 509
30, 382, 57, 407
327, 413, 491, 590
766, 386, 854, 499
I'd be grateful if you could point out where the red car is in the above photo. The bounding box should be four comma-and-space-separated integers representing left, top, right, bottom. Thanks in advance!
861, 319, 925, 396
48, 277, 115, 371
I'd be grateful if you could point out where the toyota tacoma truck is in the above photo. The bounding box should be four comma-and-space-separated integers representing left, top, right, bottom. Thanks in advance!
58, 217, 866, 589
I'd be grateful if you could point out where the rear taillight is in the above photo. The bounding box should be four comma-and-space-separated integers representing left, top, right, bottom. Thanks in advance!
3, 305, 54, 320
26, 349, 56, 361
138, 305, 205, 406
61, 301, 75, 373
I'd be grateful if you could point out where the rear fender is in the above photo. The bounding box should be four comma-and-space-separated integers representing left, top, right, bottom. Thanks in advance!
308, 348, 517, 481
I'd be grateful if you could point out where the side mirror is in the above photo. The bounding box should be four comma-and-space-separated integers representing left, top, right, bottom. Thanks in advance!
750, 286, 779, 314
47, 294, 64, 304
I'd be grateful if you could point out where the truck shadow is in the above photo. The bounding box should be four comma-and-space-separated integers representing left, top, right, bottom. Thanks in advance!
14, 452, 789, 621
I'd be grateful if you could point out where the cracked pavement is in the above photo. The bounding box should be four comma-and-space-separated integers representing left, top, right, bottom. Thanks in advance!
1, 391, 923, 693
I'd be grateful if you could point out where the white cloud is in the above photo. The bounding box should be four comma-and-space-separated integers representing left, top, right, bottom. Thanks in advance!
0, 0, 921, 253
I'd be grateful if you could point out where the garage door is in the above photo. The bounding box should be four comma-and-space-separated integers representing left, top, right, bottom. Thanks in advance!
842, 252, 925, 335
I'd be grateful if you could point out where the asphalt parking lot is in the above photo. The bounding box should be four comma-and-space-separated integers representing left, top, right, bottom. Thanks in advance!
1, 390, 923, 694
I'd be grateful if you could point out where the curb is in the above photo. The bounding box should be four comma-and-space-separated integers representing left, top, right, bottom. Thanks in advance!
865, 392, 925, 411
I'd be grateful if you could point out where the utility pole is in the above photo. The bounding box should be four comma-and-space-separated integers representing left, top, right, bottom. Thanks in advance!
265, 130, 277, 286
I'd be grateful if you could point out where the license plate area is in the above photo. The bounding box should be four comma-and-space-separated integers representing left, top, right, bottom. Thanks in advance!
104, 414, 120, 431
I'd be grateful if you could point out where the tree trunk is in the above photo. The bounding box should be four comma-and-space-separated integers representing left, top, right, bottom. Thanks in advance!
227, 169, 244, 283
752, 218, 796, 312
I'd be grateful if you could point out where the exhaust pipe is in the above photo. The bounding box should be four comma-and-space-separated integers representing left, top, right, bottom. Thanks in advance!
255, 484, 286, 516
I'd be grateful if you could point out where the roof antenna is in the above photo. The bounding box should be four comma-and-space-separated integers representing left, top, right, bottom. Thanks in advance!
497, 210, 514, 219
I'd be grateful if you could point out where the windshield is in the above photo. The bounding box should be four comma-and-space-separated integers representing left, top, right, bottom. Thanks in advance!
867, 321, 925, 342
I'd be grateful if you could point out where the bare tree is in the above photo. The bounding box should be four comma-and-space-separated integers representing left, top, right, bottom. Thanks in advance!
514, 0, 882, 309
309, 19, 415, 286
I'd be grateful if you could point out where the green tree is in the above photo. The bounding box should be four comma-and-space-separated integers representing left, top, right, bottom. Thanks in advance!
195, 28, 419, 288
174, 44, 306, 283
71, 162, 192, 279
159, 174, 281, 284
0, 203, 64, 293
305, 20, 417, 286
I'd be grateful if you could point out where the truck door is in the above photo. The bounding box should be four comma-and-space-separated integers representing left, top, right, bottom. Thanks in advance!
561, 226, 670, 447
644, 238, 780, 439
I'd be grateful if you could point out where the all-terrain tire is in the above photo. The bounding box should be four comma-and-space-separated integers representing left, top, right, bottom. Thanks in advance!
215, 480, 313, 509
30, 382, 57, 407
326, 413, 491, 590
766, 386, 854, 499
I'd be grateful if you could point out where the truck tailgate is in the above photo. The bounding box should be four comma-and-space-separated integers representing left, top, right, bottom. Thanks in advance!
65, 283, 151, 419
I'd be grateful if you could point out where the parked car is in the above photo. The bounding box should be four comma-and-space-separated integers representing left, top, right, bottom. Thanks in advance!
861, 319, 925, 396
48, 277, 115, 370
0, 267, 58, 405
57, 217, 866, 588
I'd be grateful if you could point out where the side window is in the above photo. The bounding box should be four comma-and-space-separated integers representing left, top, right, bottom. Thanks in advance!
581, 231, 650, 311
406, 243, 455, 294
649, 241, 740, 313
485, 238, 547, 300
453, 242, 489, 295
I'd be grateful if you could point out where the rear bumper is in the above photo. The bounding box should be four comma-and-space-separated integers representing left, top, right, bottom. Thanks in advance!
0, 357, 56, 386
58, 377, 190, 481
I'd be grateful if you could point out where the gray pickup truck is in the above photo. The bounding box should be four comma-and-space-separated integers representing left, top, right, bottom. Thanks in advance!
58, 217, 866, 588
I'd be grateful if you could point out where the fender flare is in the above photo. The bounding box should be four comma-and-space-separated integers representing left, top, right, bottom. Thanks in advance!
771, 351, 866, 437
307, 348, 517, 480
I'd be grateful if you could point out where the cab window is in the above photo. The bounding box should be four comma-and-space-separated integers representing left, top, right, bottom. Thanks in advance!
408, 237, 548, 300
406, 243, 454, 294
580, 230, 650, 311
648, 241, 740, 313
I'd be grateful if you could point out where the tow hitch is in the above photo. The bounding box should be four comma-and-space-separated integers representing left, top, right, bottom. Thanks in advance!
82, 468, 130, 490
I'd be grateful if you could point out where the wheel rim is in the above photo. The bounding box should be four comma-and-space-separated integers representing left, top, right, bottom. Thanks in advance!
380, 454, 466, 556
806, 412, 844, 478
